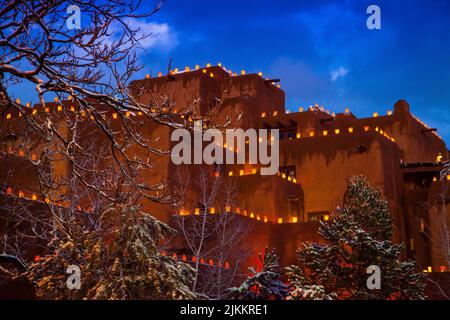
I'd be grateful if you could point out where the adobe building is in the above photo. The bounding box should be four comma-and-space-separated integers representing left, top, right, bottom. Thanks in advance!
1, 63, 449, 279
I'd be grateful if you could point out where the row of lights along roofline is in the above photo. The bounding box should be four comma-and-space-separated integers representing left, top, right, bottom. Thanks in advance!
224, 167, 299, 184
33, 251, 232, 269
161, 251, 231, 269
178, 206, 303, 225
5, 97, 172, 120
144, 63, 282, 88
1, 185, 94, 212
262, 105, 442, 140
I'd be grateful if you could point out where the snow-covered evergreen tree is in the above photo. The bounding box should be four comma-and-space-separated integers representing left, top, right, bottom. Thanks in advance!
286, 175, 426, 300
26, 206, 200, 299
226, 248, 288, 300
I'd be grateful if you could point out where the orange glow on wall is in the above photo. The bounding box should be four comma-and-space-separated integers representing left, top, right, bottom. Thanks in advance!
264, 216, 268, 223
251, 168, 257, 174
364, 126, 370, 132
224, 262, 230, 269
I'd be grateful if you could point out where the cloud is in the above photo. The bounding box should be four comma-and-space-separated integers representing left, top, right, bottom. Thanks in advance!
125, 19, 177, 51
330, 66, 349, 81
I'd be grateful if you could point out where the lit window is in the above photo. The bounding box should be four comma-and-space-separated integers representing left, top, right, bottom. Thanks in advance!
335, 129, 340, 134
210, 207, 215, 214
373, 112, 378, 117
228, 171, 233, 177
348, 127, 354, 133
364, 126, 370, 132
323, 130, 328, 136
292, 217, 298, 223
277, 217, 283, 224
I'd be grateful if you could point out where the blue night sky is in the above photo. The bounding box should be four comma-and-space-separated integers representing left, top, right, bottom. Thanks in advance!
13, 0, 450, 144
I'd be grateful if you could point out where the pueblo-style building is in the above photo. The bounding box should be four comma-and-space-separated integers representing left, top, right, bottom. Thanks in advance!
1, 63, 450, 288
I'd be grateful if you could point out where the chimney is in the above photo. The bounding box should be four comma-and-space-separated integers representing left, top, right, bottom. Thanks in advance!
394, 99, 410, 114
